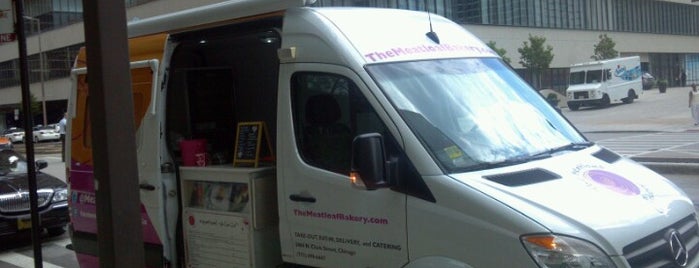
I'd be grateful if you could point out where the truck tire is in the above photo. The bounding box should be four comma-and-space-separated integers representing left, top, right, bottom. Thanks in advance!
568, 102, 580, 111
622, 90, 635, 104
600, 94, 611, 107
47, 226, 66, 236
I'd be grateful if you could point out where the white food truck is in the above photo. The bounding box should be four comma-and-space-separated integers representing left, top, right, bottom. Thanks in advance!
66, 0, 698, 267
566, 56, 643, 111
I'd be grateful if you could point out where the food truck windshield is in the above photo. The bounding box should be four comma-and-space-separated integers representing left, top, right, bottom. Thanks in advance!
367, 58, 589, 173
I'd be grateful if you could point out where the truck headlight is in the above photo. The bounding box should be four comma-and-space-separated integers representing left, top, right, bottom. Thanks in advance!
52, 189, 68, 202
521, 234, 616, 268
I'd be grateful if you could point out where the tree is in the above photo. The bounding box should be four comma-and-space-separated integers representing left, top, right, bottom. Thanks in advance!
486, 41, 511, 64
591, 34, 618, 60
518, 34, 554, 89
18, 93, 42, 121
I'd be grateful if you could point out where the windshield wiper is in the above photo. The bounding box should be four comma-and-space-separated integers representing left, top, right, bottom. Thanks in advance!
549, 141, 594, 153
461, 142, 595, 172
461, 155, 546, 172
530, 141, 594, 159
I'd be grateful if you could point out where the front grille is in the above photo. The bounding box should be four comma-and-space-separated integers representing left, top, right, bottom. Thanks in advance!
0, 220, 12, 235
0, 190, 53, 213
623, 214, 699, 267
574, 91, 589, 99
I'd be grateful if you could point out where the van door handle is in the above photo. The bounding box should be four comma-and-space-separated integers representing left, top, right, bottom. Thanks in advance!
289, 194, 316, 203
139, 183, 156, 191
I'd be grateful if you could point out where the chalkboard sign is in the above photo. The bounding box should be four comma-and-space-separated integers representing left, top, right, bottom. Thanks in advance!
233, 121, 273, 167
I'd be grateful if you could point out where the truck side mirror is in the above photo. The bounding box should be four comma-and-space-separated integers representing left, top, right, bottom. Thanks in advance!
350, 133, 391, 190
35, 160, 48, 170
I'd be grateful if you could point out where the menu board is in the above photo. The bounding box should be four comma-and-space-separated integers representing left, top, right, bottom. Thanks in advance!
233, 122, 273, 167
235, 123, 260, 161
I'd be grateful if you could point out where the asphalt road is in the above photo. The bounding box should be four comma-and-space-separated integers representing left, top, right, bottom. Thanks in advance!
561, 86, 697, 133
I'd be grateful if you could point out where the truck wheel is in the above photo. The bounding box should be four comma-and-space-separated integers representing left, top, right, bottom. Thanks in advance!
600, 94, 611, 107
622, 90, 635, 104
47, 226, 66, 236
568, 103, 579, 111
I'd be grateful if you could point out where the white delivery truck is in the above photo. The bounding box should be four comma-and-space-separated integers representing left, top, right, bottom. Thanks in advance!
566, 56, 643, 111
66, 1, 698, 267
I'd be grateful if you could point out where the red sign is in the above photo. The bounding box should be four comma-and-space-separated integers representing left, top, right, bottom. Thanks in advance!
0, 32, 15, 42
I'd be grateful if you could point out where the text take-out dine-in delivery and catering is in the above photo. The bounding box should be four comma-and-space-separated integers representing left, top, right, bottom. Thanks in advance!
65, 0, 698, 267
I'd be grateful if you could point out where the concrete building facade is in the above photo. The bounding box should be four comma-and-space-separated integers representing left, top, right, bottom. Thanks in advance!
1, 0, 698, 131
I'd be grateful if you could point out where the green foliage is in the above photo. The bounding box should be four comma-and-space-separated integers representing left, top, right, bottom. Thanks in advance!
18, 93, 42, 116
486, 41, 511, 64
657, 79, 668, 93
518, 34, 554, 89
545, 93, 560, 107
518, 34, 554, 72
591, 34, 618, 60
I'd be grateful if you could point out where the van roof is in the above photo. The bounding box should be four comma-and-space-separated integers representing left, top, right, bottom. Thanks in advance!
126, 0, 499, 65
569, 56, 640, 68
284, 7, 498, 64
128, 0, 311, 38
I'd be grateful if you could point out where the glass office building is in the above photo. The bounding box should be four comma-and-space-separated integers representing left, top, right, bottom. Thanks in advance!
0, 0, 698, 130
315, 0, 699, 90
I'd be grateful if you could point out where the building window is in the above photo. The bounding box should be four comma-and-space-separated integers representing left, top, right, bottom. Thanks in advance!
0, 61, 19, 88
46, 44, 82, 79
125, 0, 157, 8
0, 43, 82, 89
445, 0, 697, 36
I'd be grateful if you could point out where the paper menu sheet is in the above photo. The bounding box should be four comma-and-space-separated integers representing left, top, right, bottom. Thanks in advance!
183, 209, 250, 267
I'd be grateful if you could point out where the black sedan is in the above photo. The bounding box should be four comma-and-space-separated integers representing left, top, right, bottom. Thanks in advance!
0, 149, 68, 236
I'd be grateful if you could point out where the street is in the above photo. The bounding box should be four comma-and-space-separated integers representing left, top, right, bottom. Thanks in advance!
560, 85, 697, 133
0, 87, 698, 268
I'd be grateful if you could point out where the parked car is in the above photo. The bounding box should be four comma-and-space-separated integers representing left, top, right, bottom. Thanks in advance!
2, 128, 24, 143
0, 137, 11, 150
642, 72, 656, 90
0, 149, 69, 236
33, 125, 60, 142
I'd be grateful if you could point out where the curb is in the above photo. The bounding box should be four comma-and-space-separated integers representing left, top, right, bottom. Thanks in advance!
632, 155, 699, 164
14, 149, 62, 154
639, 162, 699, 175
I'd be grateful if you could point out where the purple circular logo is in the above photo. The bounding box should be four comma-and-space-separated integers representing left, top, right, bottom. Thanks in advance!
584, 169, 640, 196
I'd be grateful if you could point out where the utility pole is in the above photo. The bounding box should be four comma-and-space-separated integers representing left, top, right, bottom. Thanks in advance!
13, 1, 43, 267
23, 16, 46, 126
81, 0, 145, 266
